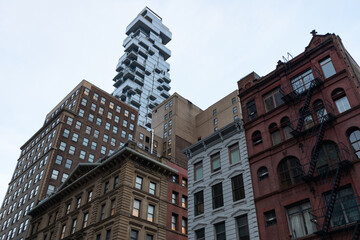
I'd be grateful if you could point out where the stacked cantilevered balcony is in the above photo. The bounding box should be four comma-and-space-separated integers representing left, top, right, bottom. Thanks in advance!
113, 7, 172, 128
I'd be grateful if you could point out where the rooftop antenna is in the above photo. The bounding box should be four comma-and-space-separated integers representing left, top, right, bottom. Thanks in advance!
282, 52, 294, 63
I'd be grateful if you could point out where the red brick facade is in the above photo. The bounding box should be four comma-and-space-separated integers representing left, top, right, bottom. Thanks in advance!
238, 33, 360, 239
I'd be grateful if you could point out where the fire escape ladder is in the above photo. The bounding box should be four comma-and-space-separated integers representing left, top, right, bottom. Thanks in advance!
295, 85, 315, 133
352, 221, 360, 240
321, 164, 343, 234
307, 121, 327, 177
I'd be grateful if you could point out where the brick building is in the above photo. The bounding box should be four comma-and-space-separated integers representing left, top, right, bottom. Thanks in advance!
27, 142, 177, 240
0, 80, 138, 239
238, 32, 360, 239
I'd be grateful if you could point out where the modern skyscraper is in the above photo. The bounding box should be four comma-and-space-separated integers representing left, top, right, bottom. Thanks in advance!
112, 7, 172, 129
0, 80, 138, 240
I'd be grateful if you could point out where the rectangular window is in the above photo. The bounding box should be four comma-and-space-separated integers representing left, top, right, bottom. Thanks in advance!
101, 97, 106, 104
61, 173, 69, 183
82, 138, 89, 147
100, 204, 106, 220
130, 230, 138, 240
194, 191, 204, 216
194, 161, 203, 181
68, 146, 76, 155
146, 234, 153, 240
264, 210, 277, 226
135, 176, 143, 189
132, 199, 140, 217
149, 182, 156, 195
107, 112, 112, 120
147, 205, 155, 222
214, 221, 226, 240
78, 109, 85, 117
91, 103, 96, 111
335, 96, 351, 113
79, 150, 86, 160
65, 159, 72, 169
104, 181, 109, 194
66, 117, 73, 125
93, 93, 98, 100
77, 197, 81, 208
182, 178, 187, 187
182, 217, 188, 234
113, 126, 118, 134
211, 152, 221, 172
124, 110, 129, 117
324, 186, 360, 227
232, 174, 245, 202
110, 199, 115, 216
91, 141, 97, 150
75, 121, 81, 130
106, 229, 111, 240
263, 87, 284, 112
94, 130, 99, 138
101, 146, 106, 154
55, 155, 63, 165
320, 57, 336, 78
195, 228, 205, 240
182, 195, 188, 208
113, 176, 119, 188
236, 215, 250, 240
51, 170, 59, 180
60, 224, 66, 239
72, 133, 79, 142
229, 143, 240, 164
171, 214, 178, 231
96, 117, 102, 126
88, 154, 95, 163
291, 69, 314, 94
71, 218, 77, 234
87, 191, 93, 202
212, 183, 224, 209
88, 114, 94, 122
172, 191, 178, 205
59, 142, 66, 151
85, 126, 92, 134
286, 201, 316, 238
83, 212, 89, 228
63, 129, 70, 138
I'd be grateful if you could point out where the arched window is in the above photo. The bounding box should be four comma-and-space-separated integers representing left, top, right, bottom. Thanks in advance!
258, 167, 269, 181
347, 128, 360, 158
332, 88, 351, 113
313, 99, 327, 123
316, 141, 340, 172
278, 157, 302, 188
252, 131, 262, 145
269, 123, 281, 146
281, 117, 292, 140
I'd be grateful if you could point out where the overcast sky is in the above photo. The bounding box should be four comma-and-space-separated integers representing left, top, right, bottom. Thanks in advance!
0, 0, 359, 200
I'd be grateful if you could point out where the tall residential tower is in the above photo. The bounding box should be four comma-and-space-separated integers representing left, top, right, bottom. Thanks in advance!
113, 7, 172, 129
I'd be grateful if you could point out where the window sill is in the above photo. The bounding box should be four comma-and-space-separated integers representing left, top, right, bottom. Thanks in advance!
194, 214, 205, 221
232, 199, 247, 208
212, 206, 225, 215
210, 170, 222, 178
194, 178, 204, 185
229, 161, 242, 170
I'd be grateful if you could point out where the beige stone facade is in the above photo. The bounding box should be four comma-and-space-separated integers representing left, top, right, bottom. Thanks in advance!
27, 142, 177, 240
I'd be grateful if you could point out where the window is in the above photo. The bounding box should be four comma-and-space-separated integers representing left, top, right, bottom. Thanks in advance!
332, 88, 351, 113
172, 192, 178, 204
124, 110, 129, 117
278, 157, 302, 188
107, 112, 112, 120
55, 155, 63, 165
348, 128, 360, 158
213, 109, 217, 116
303, 114, 314, 130
132, 200, 140, 217
96, 234, 101, 240
93, 93, 98, 100
110, 199, 115, 216
194, 161, 203, 181
78, 109, 85, 117
71, 218, 77, 234
214, 221, 226, 240
114, 176, 119, 188
146, 234, 153, 240
194, 191, 204, 216
211, 152, 221, 172
88, 113, 94, 122
233, 107, 238, 114
72, 133, 79, 142
291, 69, 314, 94
320, 57, 336, 78
60, 224, 66, 239
169, 111, 173, 117
324, 186, 360, 227
96, 117, 102, 126
287, 201, 316, 239
149, 182, 156, 195
172, 175, 179, 183
236, 215, 250, 240
171, 214, 178, 231
116, 105, 121, 113
182, 195, 188, 208
265, 210, 277, 226
130, 230, 138, 240
66, 117, 73, 125
59, 142, 66, 151
91, 141, 97, 150
75, 121, 82, 130
182, 217, 188, 234
63, 129, 70, 138
101, 146, 106, 154
182, 178, 187, 187
229, 143, 240, 164
47, 185, 55, 196
264, 87, 284, 112
88, 154, 95, 163
69, 146, 76, 155
104, 181, 109, 194
100, 204, 106, 220
147, 205, 155, 222
131, 113, 136, 120
214, 118, 218, 125
83, 212, 89, 228
232, 174, 245, 202
121, 130, 126, 138
212, 183, 224, 209
114, 115, 119, 123
82, 137, 89, 146
83, 88, 90, 95
269, 123, 281, 146
87, 191, 93, 202
101, 97, 106, 104
246, 100, 257, 121
135, 176, 143, 189
129, 123, 134, 131
113, 126, 118, 134
313, 100, 328, 123
281, 117, 292, 140
106, 229, 111, 240
94, 130, 99, 138
76, 197, 81, 208
65, 159, 72, 169
252, 131, 262, 145
61, 173, 69, 183
66, 203, 71, 214
91, 103, 96, 111
51, 169, 59, 180
79, 150, 86, 160
258, 167, 269, 181
195, 228, 205, 240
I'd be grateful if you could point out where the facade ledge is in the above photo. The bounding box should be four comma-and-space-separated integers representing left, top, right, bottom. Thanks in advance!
194, 214, 205, 221
210, 170, 222, 178
228, 161, 242, 170
212, 206, 225, 215
232, 199, 247, 208
193, 178, 204, 186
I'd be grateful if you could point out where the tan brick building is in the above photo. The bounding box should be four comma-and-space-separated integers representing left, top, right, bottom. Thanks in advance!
27, 142, 177, 240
